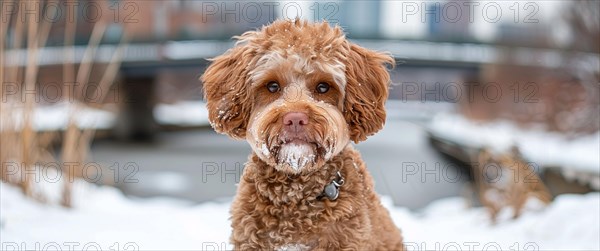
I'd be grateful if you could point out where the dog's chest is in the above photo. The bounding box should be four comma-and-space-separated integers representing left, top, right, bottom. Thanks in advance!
256, 194, 328, 249
276, 243, 312, 251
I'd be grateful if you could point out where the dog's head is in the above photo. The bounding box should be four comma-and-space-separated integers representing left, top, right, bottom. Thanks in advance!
202, 20, 394, 174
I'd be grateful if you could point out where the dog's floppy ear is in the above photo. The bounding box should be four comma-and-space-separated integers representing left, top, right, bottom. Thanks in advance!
201, 38, 255, 139
344, 43, 394, 143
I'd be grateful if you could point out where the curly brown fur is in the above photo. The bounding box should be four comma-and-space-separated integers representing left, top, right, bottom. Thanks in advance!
202, 19, 403, 250
231, 146, 403, 250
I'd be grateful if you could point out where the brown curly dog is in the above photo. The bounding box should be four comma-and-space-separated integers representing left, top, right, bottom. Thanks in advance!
202, 19, 404, 250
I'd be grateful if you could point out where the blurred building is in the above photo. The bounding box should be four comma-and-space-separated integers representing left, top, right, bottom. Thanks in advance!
427, 0, 472, 42
3, 0, 598, 135
30, 0, 274, 45
338, 1, 382, 38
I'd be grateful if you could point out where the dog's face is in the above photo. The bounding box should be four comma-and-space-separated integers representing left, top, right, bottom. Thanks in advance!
202, 20, 393, 174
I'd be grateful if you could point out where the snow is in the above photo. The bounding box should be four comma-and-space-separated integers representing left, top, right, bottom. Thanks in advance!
0, 102, 116, 131
393, 193, 600, 250
428, 113, 600, 175
0, 101, 211, 132
277, 144, 315, 171
261, 143, 270, 158
1, 181, 598, 250
0, 181, 232, 250
153, 101, 210, 127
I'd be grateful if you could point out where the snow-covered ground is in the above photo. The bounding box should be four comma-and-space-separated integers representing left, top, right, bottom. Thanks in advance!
428, 113, 600, 188
153, 101, 210, 127
0, 102, 116, 131
0, 101, 210, 132
1, 181, 598, 250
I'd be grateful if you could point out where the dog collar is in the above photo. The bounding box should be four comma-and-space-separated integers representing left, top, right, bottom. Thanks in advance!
319, 171, 345, 201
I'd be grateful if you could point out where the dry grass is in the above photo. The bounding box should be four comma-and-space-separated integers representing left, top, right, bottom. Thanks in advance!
473, 147, 552, 223
1, 0, 128, 207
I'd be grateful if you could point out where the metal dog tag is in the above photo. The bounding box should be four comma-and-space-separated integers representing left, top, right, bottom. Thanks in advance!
324, 183, 339, 200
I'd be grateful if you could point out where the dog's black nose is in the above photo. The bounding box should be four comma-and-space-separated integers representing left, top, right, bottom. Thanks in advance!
283, 112, 308, 132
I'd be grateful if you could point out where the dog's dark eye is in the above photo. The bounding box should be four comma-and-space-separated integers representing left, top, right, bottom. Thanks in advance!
266, 81, 280, 93
316, 82, 330, 94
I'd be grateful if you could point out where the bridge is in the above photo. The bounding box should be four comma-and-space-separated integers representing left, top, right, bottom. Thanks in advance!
5, 40, 598, 138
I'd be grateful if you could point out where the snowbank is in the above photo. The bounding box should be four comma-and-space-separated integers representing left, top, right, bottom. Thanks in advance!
1, 101, 211, 132
153, 101, 210, 127
1, 182, 598, 250
0, 102, 116, 131
428, 113, 600, 176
